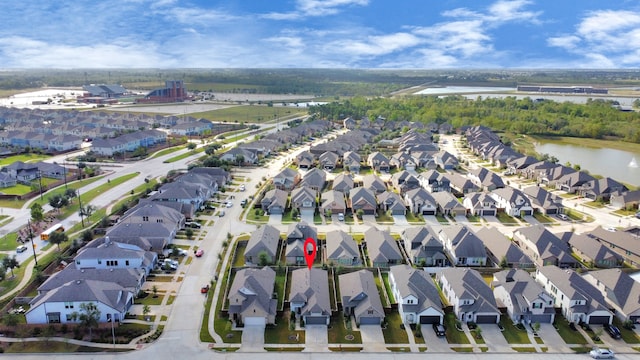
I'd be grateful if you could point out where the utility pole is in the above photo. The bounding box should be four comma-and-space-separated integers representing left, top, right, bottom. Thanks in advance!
38, 170, 44, 200
27, 219, 38, 266
78, 189, 85, 228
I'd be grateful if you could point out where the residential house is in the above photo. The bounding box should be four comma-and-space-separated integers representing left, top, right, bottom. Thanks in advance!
431, 191, 467, 216
513, 225, 578, 268
227, 267, 277, 326
434, 151, 459, 170
436, 268, 500, 323
391, 170, 420, 194
492, 269, 556, 324
490, 187, 534, 217
295, 151, 315, 170
343, 151, 361, 173
583, 269, 640, 323
74, 237, 157, 275
339, 270, 385, 325
377, 191, 407, 215
389, 265, 444, 324
285, 222, 317, 265
448, 173, 481, 195
332, 173, 354, 194
26, 279, 134, 324
349, 187, 378, 215
320, 190, 346, 215
289, 268, 332, 325
390, 152, 417, 171
367, 152, 391, 172
475, 227, 534, 269
463, 192, 497, 216
439, 224, 488, 267
467, 167, 505, 191
585, 226, 640, 267
562, 232, 623, 268
316, 151, 338, 171
404, 187, 437, 216
300, 168, 327, 193
290, 186, 317, 216
272, 168, 300, 191
362, 174, 387, 194
325, 230, 361, 266
556, 171, 596, 194
244, 225, 280, 265
343, 117, 356, 130
261, 189, 288, 215
419, 170, 450, 193
522, 186, 564, 215
506, 155, 539, 175
580, 177, 628, 202
610, 190, 640, 210
401, 226, 447, 266
364, 227, 403, 267
535, 266, 613, 325
0, 172, 17, 188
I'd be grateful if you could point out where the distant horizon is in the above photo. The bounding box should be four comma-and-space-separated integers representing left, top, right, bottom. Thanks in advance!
1, 1, 640, 69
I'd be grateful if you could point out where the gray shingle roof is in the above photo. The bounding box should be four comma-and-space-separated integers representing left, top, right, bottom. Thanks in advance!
390, 265, 443, 315
289, 268, 331, 316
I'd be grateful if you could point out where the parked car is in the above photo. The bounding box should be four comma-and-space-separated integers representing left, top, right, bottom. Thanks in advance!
16, 245, 28, 253
337, 213, 345, 221
432, 323, 446, 337
226, 202, 233, 208
240, 199, 247, 207
590, 348, 615, 359
201, 284, 210, 293
557, 213, 569, 221
240, 184, 245, 191
604, 324, 622, 339
195, 249, 204, 257
635, 211, 640, 219
186, 222, 201, 229
219, 210, 225, 217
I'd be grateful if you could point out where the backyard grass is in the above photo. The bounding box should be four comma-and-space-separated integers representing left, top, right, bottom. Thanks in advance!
327, 315, 362, 344
554, 320, 588, 345
232, 241, 247, 267
444, 313, 470, 344
381, 272, 396, 304
513, 347, 537, 352
275, 271, 286, 310
499, 317, 531, 344
264, 311, 305, 344
382, 312, 409, 344
374, 274, 390, 307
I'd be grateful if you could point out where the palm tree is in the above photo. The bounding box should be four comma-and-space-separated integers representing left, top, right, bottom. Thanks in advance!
2, 255, 19, 278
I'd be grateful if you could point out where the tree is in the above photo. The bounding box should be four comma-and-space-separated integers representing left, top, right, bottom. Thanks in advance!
142, 305, 151, 321
258, 250, 270, 266
79, 204, 96, 219
532, 322, 541, 334
2, 312, 20, 328
71, 302, 101, 339
48, 194, 69, 213
48, 231, 68, 250
187, 142, 197, 150
204, 143, 222, 155
185, 228, 194, 239
235, 154, 245, 166
30, 203, 44, 223
2, 255, 20, 278
64, 188, 77, 201
81, 230, 93, 243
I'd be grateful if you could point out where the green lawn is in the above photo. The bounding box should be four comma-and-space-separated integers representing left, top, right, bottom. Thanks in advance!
327, 315, 362, 344
405, 212, 425, 224
374, 273, 390, 307
232, 241, 247, 267
274, 271, 286, 310
382, 312, 408, 344
613, 318, 640, 344
188, 105, 306, 124
553, 320, 588, 345
496, 212, 519, 224
499, 318, 531, 344
0, 153, 50, 166
148, 146, 186, 159
532, 212, 554, 223
163, 149, 203, 163
264, 311, 305, 344
381, 272, 396, 304
0, 183, 33, 196
135, 293, 164, 306
444, 313, 470, 344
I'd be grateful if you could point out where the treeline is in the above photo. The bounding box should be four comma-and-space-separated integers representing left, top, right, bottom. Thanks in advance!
309, 95, 640, 143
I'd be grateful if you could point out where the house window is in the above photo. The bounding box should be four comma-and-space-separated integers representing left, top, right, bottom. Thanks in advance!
143, 216, 149, 222
156, 219, 163, 223
98, 260, 102, 265
125, 260, 130, 266
64, 302, 74, 309
66, 314, 73, 321
368, 310, 374, 314
47, 312, 61, 324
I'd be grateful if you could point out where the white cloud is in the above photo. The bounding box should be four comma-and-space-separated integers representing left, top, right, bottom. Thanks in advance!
262, 0, 369, 20
547, 9, 640, 68
330, 32, 422, 57
487, 0, 542, 24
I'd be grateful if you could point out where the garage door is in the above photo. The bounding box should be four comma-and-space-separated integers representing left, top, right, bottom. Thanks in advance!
422, 210, 436, 215
360, 317, 381, 325
481, 210, 496, 216
530, 314, 553, 323
419, 315, 441, 324
588, 316, 610, 325
546, 209, 557, 214
475, 315, 498, 323
300, 208, 314, 216
244, 317, 266, 326
305, 316, 327, 325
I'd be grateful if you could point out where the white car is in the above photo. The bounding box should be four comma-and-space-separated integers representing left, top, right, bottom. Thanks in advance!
239, 184, 245, 191
590, 348, 614, 359
226, 202, 233, 208
16, 245, 28, 253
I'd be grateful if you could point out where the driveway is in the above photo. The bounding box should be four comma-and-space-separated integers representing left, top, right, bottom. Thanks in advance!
422, 325, 450, 352
454, 215, 468, 223
239, 325, 266, 352
268, 214, 282, 225
537, 323, 571, 353
301, 213, 314, 224
362, 215, 377, 224
393, 215, 409, 225
304, 325, 328, 352
522, 215, 540, 225
479, 324, 510, 352
360, 324, 388, 352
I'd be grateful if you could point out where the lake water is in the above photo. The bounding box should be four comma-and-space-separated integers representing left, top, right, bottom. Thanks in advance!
534, 142, 640, 186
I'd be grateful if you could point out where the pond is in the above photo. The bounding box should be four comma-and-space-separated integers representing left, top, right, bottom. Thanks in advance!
534, 142, 640, 186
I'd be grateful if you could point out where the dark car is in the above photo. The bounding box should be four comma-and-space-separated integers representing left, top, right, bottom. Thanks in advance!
432, 323, 446, 337
604, 324, 621, 339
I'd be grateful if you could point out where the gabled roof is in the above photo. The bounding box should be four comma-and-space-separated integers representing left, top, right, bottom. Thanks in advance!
349, 187, 377, 206
515, 225, 574, 264
537, 265, 611, 312
291, 186, 316, 205
475, 227, 532, 265
289, 268, 331, 316
262, 189, 288, 208
37, 265, 143, 294
391, 265, 443, 315
440, 224, 487, 259
339, 270, 384, 319
562, 232, 623, 264
228, 267, 277, 319
321, 190, 346, 211
437, 268, 499, 314
584, 269, 640, 318
493, 269, 551, 311
28, 279, 132, 313
364, 228, 403, 263
362, 174, 387, 192
245, 225, 281, 259
325, 230, 360, 262
286, 221, 317, 242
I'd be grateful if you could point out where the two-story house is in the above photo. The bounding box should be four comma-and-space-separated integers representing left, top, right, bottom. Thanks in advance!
493, 269, 556, 324
437, 268, 500, 323
390, 265, 444, 325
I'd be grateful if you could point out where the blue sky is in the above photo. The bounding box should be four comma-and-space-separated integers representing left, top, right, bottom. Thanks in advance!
1, 0, 640, 69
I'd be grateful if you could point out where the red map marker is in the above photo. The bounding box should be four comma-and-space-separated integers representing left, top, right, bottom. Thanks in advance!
303, 237, 317, 270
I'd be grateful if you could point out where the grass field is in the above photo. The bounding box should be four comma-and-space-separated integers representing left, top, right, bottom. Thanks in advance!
186, 105, 306, 123
0, 153, 50, 166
